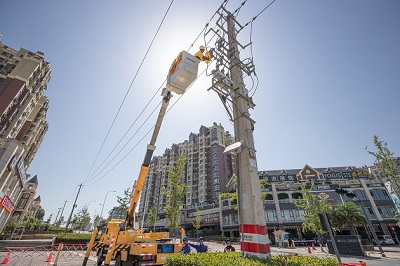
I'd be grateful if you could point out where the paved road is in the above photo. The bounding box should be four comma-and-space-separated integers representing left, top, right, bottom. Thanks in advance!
204, 241, 400, 266
1, 241, 399, 265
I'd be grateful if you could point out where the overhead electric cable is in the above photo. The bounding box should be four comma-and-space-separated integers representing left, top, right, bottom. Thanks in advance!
83, 0, 175, 184
85, 100, 163, 185
85, 0, 248, 185
86, 66, 209, 187
85, 84, 164, 182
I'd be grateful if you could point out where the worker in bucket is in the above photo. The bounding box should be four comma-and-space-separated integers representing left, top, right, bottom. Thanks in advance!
194, 45, 212, 64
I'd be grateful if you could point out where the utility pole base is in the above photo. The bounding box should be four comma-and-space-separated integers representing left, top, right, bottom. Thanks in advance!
240, 224, 271, 257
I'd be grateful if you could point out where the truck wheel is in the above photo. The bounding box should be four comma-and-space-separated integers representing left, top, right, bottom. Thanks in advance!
96, 249, 105, 266
115, 254, 122, 266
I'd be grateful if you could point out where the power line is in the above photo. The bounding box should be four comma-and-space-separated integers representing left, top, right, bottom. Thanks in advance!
85, 100, 163, 185
85, 66, 209, 187
83, 0, 175, 184
85, 84, 165, 182
84, 0, 246, 186
84, 1, 232, 183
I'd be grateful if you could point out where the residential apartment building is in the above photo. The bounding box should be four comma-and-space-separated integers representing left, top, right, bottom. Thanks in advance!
220, 164, 398, 242
138, 121, 398, 242
0, 41, 51, 231
138, 123, 235, 232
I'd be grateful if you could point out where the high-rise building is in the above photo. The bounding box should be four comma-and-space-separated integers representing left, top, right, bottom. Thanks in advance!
0, 42, 51, 166
0, 41, 51, 232
138, 123, 235, 232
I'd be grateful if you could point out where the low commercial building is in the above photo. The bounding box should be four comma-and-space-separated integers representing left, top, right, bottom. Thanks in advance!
220, 164, 398, 241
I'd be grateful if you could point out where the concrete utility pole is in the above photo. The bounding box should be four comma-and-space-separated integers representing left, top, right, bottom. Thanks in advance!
53, 208, 61, 225
58, 200, 67, 224
225, 11, 270, 258
65, 183, 83, 232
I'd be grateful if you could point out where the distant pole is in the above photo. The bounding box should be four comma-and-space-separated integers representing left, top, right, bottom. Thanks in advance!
58, 200, 67, 224
65, 184, 83, 232
53, 208, 61, 225
100, 190, 116, 219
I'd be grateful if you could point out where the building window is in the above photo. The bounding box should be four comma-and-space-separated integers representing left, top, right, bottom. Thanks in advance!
295, 209, 306, 221
223, 215, 229, 225
281, 210, 294, 221
355, 190, 368, 200
378, 206, 396, 218
232, 213, 239, 224
364, 207, 376, 219
266, 210, 277, 222
370, 189, 390, 200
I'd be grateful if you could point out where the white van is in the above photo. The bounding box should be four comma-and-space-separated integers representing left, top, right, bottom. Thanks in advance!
373, 235, 395, 245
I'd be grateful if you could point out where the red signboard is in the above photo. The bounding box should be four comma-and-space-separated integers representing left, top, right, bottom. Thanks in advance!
1, 196, 14, 213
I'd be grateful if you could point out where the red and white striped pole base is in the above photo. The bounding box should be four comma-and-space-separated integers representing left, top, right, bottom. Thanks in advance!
239, 224, 271, 258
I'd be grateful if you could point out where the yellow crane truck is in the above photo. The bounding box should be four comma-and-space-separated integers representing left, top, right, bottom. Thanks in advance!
82, 50, 204, 266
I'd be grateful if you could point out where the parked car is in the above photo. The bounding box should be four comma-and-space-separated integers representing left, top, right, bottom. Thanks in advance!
372, 235, 395, 245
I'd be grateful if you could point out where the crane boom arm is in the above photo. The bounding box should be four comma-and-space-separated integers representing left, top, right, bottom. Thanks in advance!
126, 90, 172, 228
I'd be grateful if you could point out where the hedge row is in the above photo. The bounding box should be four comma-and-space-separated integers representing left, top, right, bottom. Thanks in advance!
55, 233, 99, 243
165, 252, 338, 266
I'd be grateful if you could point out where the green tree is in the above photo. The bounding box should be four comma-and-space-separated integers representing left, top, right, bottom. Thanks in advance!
71, 206, 91, 230
162, 155, 187, 237
192, 208, 202, 239
35, 206, 45, 220
294, 185, 331, 251
329, 201, 366, 235
2, 216, 23, 234
147, 205, 157, 231
117, 188, 131, 219
220, 177, 268, 202
366, 135, 400, 193
24, 214, 40, 230
54, 216, 64, 228
93, 214, 101, 229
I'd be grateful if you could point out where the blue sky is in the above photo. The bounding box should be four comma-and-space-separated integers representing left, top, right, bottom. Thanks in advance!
1, 0, 399, 222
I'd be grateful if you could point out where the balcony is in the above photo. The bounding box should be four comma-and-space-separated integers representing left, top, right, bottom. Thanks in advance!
264, 199, 294, 204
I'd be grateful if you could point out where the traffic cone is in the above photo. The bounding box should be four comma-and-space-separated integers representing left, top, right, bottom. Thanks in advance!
1, 251, 10, 264
312, 242, 316, 250
307, 246, 311, 254
45, 252, 53, 262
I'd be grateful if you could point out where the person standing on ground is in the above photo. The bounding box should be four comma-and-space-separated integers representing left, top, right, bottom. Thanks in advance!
180, 236, 191, 254
189, 236, 208, 252
224, 239, 236, 252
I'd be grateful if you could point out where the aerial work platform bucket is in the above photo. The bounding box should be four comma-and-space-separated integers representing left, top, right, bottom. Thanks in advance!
166, 51, 199, 95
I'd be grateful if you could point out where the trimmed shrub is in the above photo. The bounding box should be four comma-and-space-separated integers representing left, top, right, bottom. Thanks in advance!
165, 252, 338, 266
55, 233, 99, 243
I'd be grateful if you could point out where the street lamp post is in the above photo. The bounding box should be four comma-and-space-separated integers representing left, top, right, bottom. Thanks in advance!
86, 200, 96, 210
335, 188, 386, 257
100, 190, 116, 219
356, 198, 386, 257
